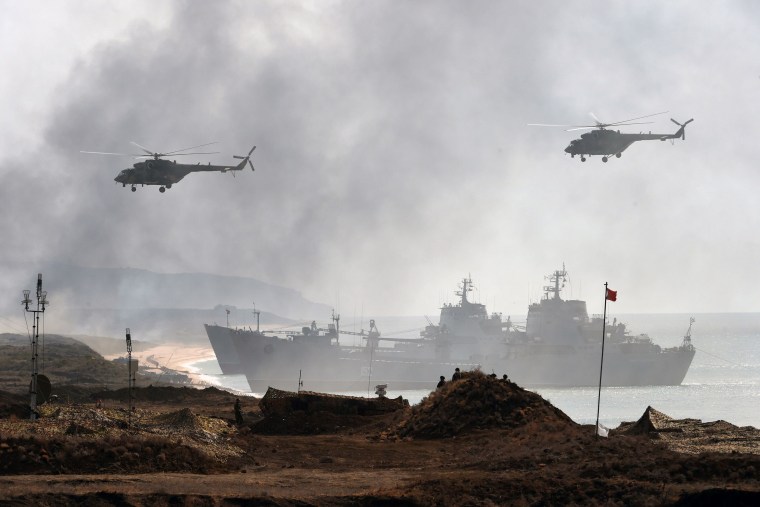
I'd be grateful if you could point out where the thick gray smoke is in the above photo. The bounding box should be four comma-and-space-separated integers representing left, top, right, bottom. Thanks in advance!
2, 1, 760, 317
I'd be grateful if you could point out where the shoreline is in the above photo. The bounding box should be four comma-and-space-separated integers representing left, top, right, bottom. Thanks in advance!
104, 343, 218, 387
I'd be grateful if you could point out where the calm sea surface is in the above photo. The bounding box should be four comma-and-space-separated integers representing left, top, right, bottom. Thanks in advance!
194, 312, 760, 429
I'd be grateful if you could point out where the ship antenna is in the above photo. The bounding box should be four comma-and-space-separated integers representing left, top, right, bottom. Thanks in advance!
332, 309, 341, 345
458, 275, 474, 305
253, 302, 260, 332
125, 328, 135, 428
683, 317, 695, 347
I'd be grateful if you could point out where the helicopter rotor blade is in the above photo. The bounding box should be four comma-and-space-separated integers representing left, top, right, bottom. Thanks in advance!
134, 151, 219, 158
565, 126, 598, 132
605, 111, 668, 127
603, 121, 655, 128
528, 123, 597, 128
80, 150, 138, 156
163, 141, 219, 156
565, 121, 654, 132
129, 141, 155, 156
589, 112, 603, 125
164, 151, 219, 156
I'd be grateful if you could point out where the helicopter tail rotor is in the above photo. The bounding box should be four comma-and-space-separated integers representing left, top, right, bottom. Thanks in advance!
233, 145, 256, 171
670, 118, 694, 140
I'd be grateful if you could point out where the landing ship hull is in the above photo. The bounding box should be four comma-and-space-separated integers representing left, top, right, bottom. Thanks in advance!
497, 343, 694, 387
205, 323, 474, 392
204, 324, 247, 375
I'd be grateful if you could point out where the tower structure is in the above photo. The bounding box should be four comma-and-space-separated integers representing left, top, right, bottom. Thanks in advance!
22, 273, 48, 421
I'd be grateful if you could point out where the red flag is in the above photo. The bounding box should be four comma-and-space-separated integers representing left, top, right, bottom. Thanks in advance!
606, 288, 617, 302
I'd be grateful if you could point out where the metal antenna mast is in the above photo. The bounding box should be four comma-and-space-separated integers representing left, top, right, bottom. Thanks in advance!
22, 273, 48, 421
126, 328, 135, 427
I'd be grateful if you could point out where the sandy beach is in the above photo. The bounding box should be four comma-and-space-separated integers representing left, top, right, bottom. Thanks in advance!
104, 343, 217, 383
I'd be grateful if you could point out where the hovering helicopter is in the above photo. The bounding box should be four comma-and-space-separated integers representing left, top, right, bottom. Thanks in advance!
529, 112, 693, 162
81, 141, 256, 192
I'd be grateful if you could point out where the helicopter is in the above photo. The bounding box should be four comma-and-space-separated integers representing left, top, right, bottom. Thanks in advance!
81, 141, 256, 192
529, 112, 693, 162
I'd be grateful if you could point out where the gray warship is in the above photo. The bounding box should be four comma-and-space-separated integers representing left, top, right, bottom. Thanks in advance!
422, 268, 695, 387
205, 312, 477, 392
204, 267, 695, 391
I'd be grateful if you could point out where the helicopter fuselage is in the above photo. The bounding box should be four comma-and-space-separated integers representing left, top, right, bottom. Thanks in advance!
114, 159, 240, 186
564, 129, 676, 158
564, 118, 692, 162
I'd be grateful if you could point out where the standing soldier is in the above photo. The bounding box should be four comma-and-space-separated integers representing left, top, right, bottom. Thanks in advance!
234, 398, 244, 426
437, 375, 446, 388
452, 367, 462, 381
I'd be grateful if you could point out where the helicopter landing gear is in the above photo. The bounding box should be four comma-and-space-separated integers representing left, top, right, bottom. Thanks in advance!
166, 184, 172, 189
616, 153, 621, 158
580, 156, 586, 162
602, 156, 608, 163
131, 186, 136, 192
159, 186, 166, 193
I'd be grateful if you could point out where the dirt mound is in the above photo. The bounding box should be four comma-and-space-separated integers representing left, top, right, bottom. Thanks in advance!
260, 387, 407, 417
93, 385, 229, 403
253, 387, 408, 435
394, 370, 576, 439
618, 405, 681, 435
617, 406, 760, 455
152, 407, 202, 430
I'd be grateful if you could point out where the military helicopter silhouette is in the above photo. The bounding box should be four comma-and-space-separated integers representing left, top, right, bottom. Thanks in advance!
81, 141, 256, 192
530, 112, 693, 162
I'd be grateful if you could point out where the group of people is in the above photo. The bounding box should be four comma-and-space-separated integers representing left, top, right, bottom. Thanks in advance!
436, 367, 510, 388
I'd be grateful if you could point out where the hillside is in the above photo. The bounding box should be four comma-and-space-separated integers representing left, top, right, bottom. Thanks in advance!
0, 333, 195, 402
2, 263, 331, 319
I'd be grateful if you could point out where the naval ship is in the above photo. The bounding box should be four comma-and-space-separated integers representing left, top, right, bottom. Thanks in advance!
204, 267, 695, 391
415, 269, 694, 386
205, 311, 477, 392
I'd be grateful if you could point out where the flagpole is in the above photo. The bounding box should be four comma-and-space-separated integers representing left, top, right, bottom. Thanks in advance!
595, 282, 608, 438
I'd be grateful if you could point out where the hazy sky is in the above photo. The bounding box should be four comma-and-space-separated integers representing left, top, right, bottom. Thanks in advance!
2, 0, 759, 317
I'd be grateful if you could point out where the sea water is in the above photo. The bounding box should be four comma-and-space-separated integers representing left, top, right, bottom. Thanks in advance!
194, 313, 760, 429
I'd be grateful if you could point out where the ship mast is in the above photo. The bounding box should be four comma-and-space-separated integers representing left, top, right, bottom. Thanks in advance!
331, 309, 340, 345
543, 264, 568, 301
457, 276, 474, 305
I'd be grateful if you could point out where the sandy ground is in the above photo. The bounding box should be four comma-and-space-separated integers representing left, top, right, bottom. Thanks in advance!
104, 343, 217, 380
